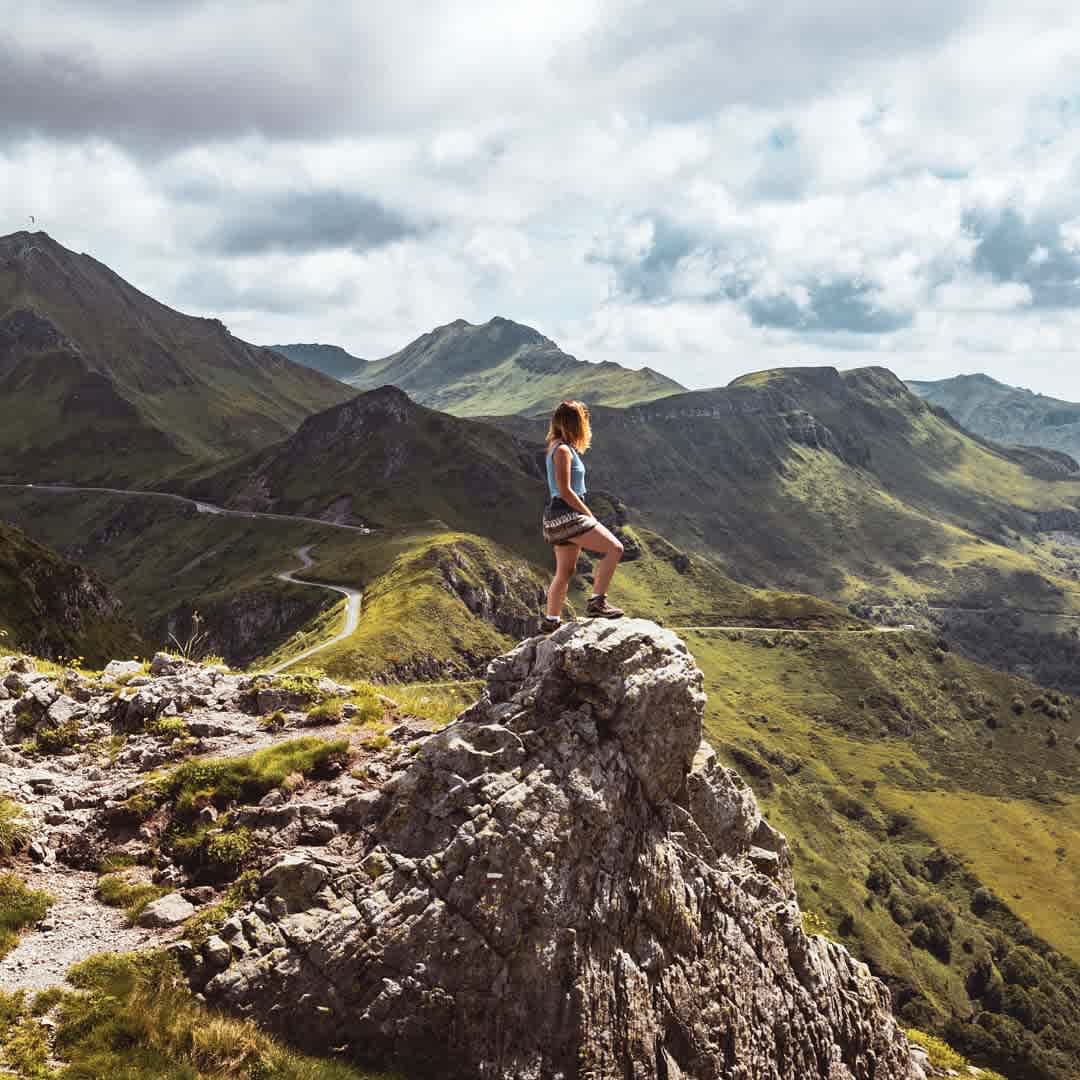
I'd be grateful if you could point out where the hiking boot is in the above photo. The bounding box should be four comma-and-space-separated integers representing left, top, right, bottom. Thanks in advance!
539, 615, 562, 634
586, 594, 624, 619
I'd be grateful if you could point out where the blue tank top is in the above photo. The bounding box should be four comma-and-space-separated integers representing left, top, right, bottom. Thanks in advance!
546, 442, 586, 498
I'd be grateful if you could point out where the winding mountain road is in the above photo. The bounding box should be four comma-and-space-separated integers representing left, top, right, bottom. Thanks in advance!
0, 482, 368, 672
0, 482, 373, 534
269, 546, 363, 673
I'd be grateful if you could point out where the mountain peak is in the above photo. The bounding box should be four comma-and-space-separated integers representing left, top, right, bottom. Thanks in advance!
344, 317, 684, 417
0, 232, 353, 483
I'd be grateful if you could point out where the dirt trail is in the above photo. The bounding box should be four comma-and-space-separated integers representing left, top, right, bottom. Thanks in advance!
0, 867, 165, 993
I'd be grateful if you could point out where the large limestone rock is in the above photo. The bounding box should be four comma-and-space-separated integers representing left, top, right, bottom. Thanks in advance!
191, 619, 920, 1080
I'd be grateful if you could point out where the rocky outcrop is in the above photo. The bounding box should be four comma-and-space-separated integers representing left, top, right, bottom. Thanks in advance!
435, 539, 547, 641
1035, 507, 1080, 534
190, 620, 920, 1080
0, 521, 144, 667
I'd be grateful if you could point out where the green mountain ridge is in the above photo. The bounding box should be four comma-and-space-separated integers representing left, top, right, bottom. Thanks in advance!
290, 315, 685, 416
910, 373, 1080, 465
0, 231, 353, 485
188, 384, 549, 561
491, 365, 1080, 611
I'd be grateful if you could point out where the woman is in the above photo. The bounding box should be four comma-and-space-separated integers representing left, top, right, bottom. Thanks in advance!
540, 399, 625, 632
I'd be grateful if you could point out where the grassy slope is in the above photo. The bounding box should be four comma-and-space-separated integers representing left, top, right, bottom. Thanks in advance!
0, 521, 143, 666
0, 951, 397, 1079
190, 386, 549, 564
691, 628, 1080, 1079
257, 531, 547, 680
258, 516, 861, 680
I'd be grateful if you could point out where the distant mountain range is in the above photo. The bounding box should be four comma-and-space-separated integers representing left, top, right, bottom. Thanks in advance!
0, 231, 353, 485
909, 373, 1080, 464
273, 317, 684, 416
270, 342, 366, 381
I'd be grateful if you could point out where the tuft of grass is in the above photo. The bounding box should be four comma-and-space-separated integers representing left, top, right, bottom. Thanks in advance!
184, 871, 258, 947
379, 681, 483, 731
146, 715, 189, 740
345, 683, 384, 727
0, 873, 52, 960
906, 1029, 1007, 1079
0, 800, 30, 857
156, 738, 351, 810
41, 951, 397, 1079
360, 733, 392, 753
95, 873, 170, 925
260, 710, 288, 732
305, 700, 344, 726
0, 988, 51, 1079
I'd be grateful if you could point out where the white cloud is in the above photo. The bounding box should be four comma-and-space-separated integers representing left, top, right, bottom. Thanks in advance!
4, 0, 1080, 397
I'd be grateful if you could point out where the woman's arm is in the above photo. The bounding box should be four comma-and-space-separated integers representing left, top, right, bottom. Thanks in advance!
553, 445, 591, 516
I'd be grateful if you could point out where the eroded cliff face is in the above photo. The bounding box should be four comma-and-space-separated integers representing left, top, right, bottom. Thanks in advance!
186, 620, 920, 1080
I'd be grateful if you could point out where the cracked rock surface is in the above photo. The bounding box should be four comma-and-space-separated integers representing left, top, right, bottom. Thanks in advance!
190, 619, 922, 1080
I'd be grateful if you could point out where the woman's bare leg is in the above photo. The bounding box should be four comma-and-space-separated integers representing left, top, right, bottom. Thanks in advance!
574, 524, 625, 597
546, 542, 579, 618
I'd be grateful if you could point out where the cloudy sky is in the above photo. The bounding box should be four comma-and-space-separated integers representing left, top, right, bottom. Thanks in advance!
5, 0, 1080, 397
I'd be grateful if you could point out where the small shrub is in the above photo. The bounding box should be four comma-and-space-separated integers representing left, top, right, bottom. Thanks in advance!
147, 715, 189, 740
361, 733, 392, 753
888, 896, 913, 926
260, 710, 287, 732
971, 886, 996, 917
904, 1028, 1004, 1077
34, 718, 83, 754
865, 864, 892, 896
204, 828, 253, 876
1000, 946, 1043, 988
0, 799, 30, 857
305, 700, 344, 726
